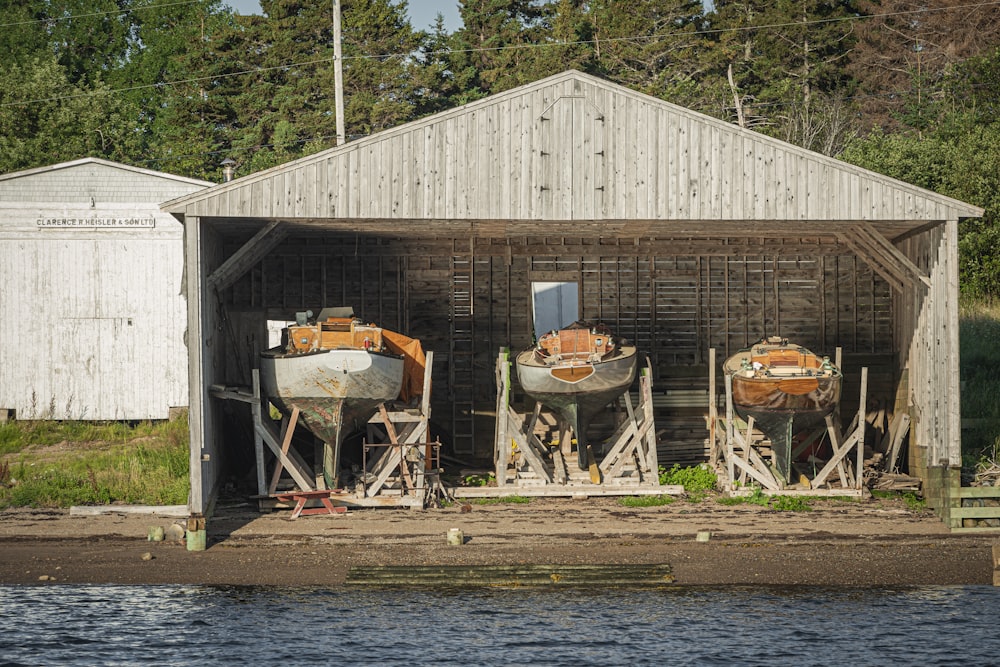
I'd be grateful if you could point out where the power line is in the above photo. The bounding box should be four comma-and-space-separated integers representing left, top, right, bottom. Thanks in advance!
0, 0, 202, 28
3, 0, 999, 111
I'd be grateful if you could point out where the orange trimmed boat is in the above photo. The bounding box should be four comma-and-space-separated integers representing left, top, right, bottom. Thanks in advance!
515, 322, 637, 469
723, 336, 842, 484
260, 308, 423, 489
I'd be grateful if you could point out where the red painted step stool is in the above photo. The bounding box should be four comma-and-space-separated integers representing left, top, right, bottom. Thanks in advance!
273, 490, 348, 519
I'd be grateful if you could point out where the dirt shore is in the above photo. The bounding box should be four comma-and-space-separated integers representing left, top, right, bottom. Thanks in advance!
1, 495, 997, 587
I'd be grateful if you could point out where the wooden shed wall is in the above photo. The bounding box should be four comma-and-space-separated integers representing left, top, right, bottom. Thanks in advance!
895, 220, 962, 474
172, 74, 975, 225
0, 207, 189, 420
0, 160, 208, 204
216, 233, 895, 463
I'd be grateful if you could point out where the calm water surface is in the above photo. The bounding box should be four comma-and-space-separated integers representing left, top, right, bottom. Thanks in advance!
1, 585, 998, 666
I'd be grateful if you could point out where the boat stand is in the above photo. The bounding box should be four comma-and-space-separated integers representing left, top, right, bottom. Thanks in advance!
359, 352, 451, 507
713, 352, 868, 497
211, 352, 440, 513
468, 348, 677, 498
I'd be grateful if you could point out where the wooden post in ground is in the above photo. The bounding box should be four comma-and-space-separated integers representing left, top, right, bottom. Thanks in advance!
251, 370, 266, 497
494, 348, 511, 485
856, 367, 868, 491
708, 348, 717, 464
993, 544, 1000, 587
724, 373, 735, 488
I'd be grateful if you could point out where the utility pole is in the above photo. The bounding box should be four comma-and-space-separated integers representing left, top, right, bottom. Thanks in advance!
333, 0, 345, 146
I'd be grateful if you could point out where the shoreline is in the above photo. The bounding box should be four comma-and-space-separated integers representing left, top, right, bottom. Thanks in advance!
1, 496, 997, 587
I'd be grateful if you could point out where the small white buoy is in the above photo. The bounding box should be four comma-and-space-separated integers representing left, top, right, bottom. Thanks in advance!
148, 526, 164, 542
696, 530, 712, 542
447, 528, 464, 546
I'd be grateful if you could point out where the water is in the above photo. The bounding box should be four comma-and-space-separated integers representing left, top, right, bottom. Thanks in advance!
2, 585, 998, 666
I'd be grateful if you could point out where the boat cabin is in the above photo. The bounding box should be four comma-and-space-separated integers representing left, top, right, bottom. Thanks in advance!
284, 315, 386, 354
536, 326, 616, 365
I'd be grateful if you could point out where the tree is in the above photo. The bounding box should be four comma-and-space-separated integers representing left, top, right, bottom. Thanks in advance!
840, 120, 1000, 299
230, 0, 424, 172
0, 56, 137, 172
848, 0, 1000, 132
590, 0, 708, 106
704, 0, 860, 154
447, 0, 553, 97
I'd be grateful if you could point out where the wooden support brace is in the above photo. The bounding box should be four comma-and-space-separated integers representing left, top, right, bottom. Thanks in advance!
268, 406, 301, 495
254, 407, 314, 492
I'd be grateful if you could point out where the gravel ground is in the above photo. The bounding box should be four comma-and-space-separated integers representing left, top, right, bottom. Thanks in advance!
1, 495, 996, 586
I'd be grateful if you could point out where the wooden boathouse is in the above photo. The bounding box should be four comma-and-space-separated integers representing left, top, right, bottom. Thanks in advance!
162, 70, 983, 520
0, 158, 211, 420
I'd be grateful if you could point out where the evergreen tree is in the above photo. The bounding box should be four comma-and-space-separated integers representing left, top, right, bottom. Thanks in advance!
705, 0, 859, 154
447, 0, 551, 97
0, 55, 136, 172
589, 0, 708, 106
849, 0, 1000, 133
233, 0, 423, 172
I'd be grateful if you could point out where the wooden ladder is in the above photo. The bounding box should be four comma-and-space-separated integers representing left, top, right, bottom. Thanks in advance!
450, 247, 476, 453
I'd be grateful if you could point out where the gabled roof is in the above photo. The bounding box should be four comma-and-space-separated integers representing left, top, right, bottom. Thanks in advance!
1, 157, 212, 205
163, 70, 983, 236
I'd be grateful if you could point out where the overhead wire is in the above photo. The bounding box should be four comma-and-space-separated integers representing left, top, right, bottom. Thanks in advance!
4, 0, 1000, 109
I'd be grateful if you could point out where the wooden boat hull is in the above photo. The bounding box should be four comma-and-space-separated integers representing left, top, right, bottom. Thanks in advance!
724, 342, 842, 485
515, 346, 637, 469
259, 348, 404, 487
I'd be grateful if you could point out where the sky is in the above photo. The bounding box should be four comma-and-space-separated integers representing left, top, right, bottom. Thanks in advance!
224, 0, 462, 32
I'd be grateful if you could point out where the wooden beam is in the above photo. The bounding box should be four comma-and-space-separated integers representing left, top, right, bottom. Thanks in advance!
838, 222, 931, 293
208, 220, 288, 291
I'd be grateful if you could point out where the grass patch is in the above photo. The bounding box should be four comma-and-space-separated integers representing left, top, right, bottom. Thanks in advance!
769, 495, 812, 512
0, 417, 189, 508
715, 487, 812, 511
872, 489, 926, 511
618, 494, 675, 508
461, 473, 495, 487
469, 495, 531, 505
659, 464, 717, 497
960, 299, 1000, 465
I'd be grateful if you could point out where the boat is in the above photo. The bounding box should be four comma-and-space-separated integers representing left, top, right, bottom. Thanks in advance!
515, 322, 637, 470
723, 336, 842, 484
260, 308, 419, 489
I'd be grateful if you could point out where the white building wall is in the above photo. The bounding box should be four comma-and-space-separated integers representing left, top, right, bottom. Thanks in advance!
0, 160, 210, 420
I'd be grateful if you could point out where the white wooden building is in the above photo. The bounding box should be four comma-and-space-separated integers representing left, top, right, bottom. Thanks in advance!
0, 158, 212, 420
162, 70, 983, 521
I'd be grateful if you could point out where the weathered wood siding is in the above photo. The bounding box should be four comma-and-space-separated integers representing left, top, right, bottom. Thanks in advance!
895, 221, 962, 473
0, 209, 188, 419
168, 72, 979, 224
1, 158, 208, 205
0, 160, 210, 420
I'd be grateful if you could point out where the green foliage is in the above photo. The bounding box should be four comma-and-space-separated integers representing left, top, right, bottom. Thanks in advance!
840, 124, 1000, 300
0, 418, 189, 508
618, 494, 675, 507
470, 495, 531, 504
716, 487, 811, 510
769, 495, 812, 512
871, 489, 926, 511
959, 300, 1000, 460
745, 486, 770, 507
462, 473, 495, 487
658, 464, 717, 493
